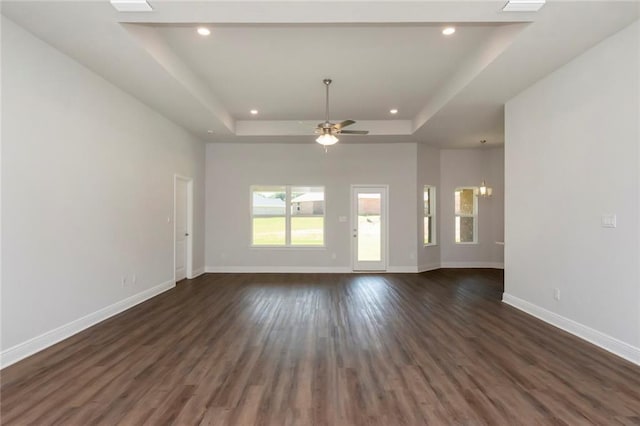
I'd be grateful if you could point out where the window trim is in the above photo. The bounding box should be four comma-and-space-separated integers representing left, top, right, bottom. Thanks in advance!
423, 185, 437, 247
454, 186, 478, 245
250, 185, 326, 248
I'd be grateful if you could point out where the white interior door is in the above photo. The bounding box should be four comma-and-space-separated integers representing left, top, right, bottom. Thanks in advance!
175, 177, 189, 281
352, 186, 388, 271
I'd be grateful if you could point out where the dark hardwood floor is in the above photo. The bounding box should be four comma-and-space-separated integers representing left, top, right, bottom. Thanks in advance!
2, 269, 639, 425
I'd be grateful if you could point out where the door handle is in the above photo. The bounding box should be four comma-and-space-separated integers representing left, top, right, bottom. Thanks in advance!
185, 233, 189, 237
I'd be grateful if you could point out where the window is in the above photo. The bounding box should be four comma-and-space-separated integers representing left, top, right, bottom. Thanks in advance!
251, 185, 325, 246
290, 186, 325, 246
423, 185, 436, 246
454, 187, 477, 243
251, 186, 286, 246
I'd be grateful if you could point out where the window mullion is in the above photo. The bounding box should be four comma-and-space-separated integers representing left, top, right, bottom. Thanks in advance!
285, 186, 291, 246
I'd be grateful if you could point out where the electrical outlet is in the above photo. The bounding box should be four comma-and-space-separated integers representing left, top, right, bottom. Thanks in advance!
331, 253, 337, 260
601, 214, 616, 228
553, 288, 560, 301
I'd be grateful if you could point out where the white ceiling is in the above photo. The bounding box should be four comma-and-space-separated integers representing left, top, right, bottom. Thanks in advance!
156, 23, 503, 120
2, 1, 639, 148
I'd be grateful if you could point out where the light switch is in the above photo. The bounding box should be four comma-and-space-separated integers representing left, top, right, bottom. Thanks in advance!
338, 216, 347, 222
601, 214, 616, 228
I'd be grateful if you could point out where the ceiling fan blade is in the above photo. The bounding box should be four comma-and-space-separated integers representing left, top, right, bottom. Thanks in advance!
339, 130, 369, 135
334, 120, 355, 130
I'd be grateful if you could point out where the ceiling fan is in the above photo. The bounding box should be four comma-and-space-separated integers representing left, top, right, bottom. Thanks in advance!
315, 79, 369, 146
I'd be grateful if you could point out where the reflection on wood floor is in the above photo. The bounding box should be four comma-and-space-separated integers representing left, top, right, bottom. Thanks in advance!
2, 269, 639, 425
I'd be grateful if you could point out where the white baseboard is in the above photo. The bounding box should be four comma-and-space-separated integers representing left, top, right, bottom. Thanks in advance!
207, 266, 431, 274
418, 264, 441, 273
386, 266, 420, 273
502, 293, 640, 366
204, 264, 504, 274
440, 261, 504, 269
205, 266, 352, 273
189, 267, 205, 279
0, 279, 176, 370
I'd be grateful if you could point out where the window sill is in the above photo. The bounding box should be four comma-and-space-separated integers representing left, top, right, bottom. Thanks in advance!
250, 245, 327, 250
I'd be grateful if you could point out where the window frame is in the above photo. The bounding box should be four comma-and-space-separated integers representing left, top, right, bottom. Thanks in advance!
423, 185, 437, 246
250, 185, 326, 248
454, 186, 478, 245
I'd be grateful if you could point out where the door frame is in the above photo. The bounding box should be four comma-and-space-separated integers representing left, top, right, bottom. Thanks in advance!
350, 184, 389, 272
174, 174, 194, 282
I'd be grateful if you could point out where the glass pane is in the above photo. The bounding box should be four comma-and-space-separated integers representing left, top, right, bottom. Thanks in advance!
252, 187, 286, 245
424, 188, 431, 215
455, 188, 475, 216
357, 193, 381, 261
291, 217, 324, 245
424, 216, 432, 245
455, 216, 475, 243
291, 186, 324, 246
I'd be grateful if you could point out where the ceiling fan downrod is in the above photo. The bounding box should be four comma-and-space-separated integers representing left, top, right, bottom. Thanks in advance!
323, 78, 332, 125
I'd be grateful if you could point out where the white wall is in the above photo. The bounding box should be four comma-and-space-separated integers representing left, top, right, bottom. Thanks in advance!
205, 143, 418, 271
504, 21, 639, 363
417, 144, 441, 271
440, 148, 505, 267
1, 17, 206, 365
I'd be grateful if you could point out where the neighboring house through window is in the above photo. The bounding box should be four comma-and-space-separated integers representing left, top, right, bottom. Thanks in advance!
251, 185, 325, 246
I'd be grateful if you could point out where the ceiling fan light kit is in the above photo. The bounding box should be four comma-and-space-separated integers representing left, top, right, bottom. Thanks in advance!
315, 78, 369, 148
316, 133, 339, 146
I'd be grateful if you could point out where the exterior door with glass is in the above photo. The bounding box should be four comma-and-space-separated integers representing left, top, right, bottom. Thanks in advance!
352, 186, 387, 271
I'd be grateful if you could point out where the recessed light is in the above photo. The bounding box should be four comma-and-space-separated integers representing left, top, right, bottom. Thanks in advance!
250, 109, 259, 115
390, 109, 398, 114
197, 27, 211, 36
442, 27, 456, 36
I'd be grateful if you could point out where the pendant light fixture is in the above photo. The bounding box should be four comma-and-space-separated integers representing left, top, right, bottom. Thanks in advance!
477, 139, 493, 197
478, 180, 493, 197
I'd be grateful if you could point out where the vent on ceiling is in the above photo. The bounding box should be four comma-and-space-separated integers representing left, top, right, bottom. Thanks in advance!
502, 0, 545, 12
110, 0, 153, 12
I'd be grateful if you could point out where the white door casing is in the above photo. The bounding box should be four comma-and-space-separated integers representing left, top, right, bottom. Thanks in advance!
174, 175, 193, 281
